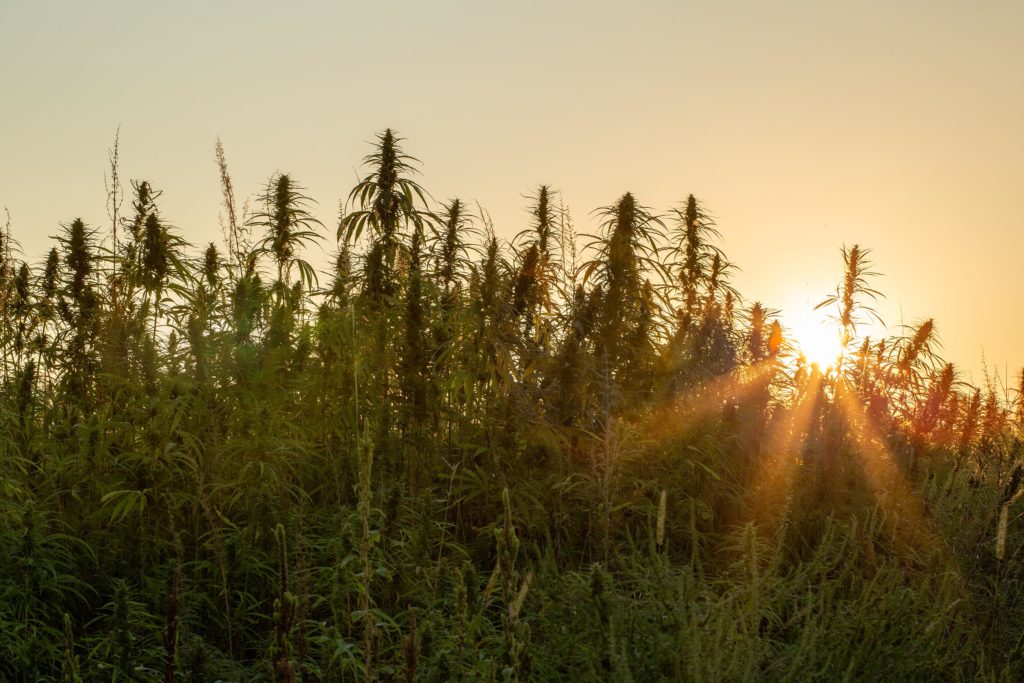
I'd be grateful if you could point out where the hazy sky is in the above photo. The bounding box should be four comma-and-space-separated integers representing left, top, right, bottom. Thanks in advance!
2, 1, 1022, 383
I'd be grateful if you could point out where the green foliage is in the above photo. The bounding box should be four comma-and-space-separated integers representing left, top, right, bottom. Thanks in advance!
0, 129, 1022, 681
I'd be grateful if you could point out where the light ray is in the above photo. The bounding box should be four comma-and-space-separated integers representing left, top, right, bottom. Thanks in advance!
640, 361, 780, 445
836, 382, 950, 564
745, 370, 822, 529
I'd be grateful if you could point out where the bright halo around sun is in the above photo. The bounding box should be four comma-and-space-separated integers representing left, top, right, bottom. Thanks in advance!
788, 316, 844, 369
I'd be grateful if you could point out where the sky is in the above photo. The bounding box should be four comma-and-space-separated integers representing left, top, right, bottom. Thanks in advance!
1, 1, 1022, 385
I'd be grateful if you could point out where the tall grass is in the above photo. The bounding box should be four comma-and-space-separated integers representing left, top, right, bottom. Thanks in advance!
0, 128, 1021, 681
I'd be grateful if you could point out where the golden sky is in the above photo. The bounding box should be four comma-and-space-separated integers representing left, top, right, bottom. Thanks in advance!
1, 1, 1021, 382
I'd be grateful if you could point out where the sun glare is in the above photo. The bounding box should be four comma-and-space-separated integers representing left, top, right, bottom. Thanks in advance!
787, 314, 844, 369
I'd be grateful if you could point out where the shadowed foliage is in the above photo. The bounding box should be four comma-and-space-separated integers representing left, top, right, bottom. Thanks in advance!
0, 129, 1022, 681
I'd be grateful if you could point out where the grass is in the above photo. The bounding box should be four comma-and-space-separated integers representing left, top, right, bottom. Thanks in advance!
0, 128, 1021, 681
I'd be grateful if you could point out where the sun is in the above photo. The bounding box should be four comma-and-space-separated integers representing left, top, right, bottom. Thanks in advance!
789, 316, 844, 369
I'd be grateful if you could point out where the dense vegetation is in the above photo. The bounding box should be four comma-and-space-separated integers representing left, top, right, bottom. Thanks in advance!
1, 129, 1022, 681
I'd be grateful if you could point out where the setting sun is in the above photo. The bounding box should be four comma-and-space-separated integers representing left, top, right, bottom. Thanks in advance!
786, 314, 844, 369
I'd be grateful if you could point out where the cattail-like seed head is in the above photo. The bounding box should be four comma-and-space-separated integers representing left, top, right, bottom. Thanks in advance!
996, 504, 1009, 561
656, 490, 667, 547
